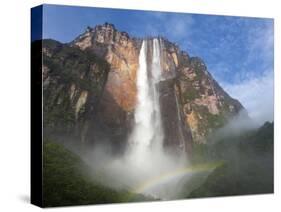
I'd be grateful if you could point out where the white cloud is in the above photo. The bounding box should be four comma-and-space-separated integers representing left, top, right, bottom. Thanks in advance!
210, 19, 274, 126
246, 21, 274, 64
221, 70, 274, 125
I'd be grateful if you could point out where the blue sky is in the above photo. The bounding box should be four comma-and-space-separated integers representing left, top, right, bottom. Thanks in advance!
35, 4, 274, 123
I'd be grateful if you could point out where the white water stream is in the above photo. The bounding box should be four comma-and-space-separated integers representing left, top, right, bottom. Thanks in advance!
129, 38, 164, 162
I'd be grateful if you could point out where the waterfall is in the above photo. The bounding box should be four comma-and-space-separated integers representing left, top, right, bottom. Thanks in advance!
86, 39, 189, 200
120, 38, 188, 199
129, 38, 164, 160
175, 89, 186, 152
87, 38, 189, 199
151, 39, 164, 150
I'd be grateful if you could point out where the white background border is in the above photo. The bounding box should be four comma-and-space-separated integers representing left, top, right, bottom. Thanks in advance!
0, 0, 279, 211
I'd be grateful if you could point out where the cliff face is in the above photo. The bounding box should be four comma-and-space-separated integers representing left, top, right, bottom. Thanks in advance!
72, 23, 140, 112
175, 55, 244, 143
42, 39, 110, 145
42, 23, 245, 152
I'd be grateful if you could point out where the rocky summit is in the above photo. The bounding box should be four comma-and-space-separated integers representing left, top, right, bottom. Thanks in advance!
40, 22, 245, 153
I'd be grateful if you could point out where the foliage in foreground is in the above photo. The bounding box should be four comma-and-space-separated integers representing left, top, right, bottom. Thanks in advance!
43, 141, 153, 207
187, 122, 274, 198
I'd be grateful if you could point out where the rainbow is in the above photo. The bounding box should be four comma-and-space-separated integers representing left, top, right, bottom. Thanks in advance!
132, 161, 224, 197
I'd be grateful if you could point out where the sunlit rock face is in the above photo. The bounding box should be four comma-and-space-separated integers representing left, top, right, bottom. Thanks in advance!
73, 23, 140, 112
175, 57, 244, 143
42, 22, 245, 152
71, 24, 141, 150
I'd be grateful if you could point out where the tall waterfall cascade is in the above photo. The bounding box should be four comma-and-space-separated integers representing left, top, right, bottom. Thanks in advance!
129, 38, 164, 160
93, 38, 189, 200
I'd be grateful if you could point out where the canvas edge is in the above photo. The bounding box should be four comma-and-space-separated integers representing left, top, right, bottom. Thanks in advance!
31, 4, 44, 208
